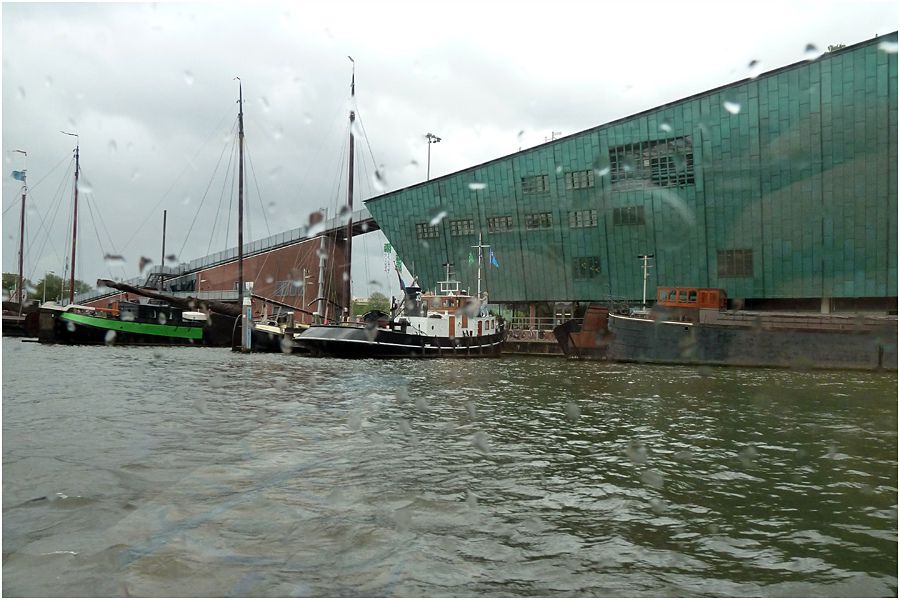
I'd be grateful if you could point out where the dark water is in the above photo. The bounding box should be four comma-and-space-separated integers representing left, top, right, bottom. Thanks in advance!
2, 338, 897, 597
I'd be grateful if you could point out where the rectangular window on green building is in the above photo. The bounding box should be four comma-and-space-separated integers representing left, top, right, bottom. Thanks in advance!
449, 219, 475, 236
573, 256, 602, 279
488, 215, 514, 233
568, 209, 598, 228
613, 206, 645, 225
565, 170, 595, 190
525, 212, 552, 229
415, 223, 440, 239
609, 137, 694, 188
521, 174, 549, 194
717, 249, 754, 277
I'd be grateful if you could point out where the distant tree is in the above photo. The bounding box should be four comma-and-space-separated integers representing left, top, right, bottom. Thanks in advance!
351, 291, 390, 316
32, 273, 91, 303
827, 43, 846, 52
2, 272, 32, 300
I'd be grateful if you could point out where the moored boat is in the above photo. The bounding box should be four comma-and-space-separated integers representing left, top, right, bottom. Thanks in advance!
38, 300, 206, 346
554, 286, 898, 371
295, 276, 505, 358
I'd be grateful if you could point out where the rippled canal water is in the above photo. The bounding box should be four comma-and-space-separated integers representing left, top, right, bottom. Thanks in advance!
2, 338, 897, 597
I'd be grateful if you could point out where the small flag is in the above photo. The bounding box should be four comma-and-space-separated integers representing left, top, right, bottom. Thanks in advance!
468, 252, 475, 265
489, 248, 500, 268
11, 170, 26, 181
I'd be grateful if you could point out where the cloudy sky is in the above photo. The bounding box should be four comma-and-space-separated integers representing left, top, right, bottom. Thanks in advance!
2, 0, 897, 298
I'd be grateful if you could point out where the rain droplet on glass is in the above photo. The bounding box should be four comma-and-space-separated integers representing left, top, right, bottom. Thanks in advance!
104, 253, 126, 267
17, 86, 25, 100
183, 71, 194, 85
415, 396, 430, 412
471, 431, 490, 453
659, 120, 673, 133
429, 210, 447, 226
747, 59, 762, 78
565, 401, 580, 423
104, 330, 116, 345
804, 43, 820, 60
723, 101, 741, 115
108, 139, 118, 154
640, 468, 665, 489
626, 440, 648, 464
260, 96, 270, 111
66, 320, 76, 332
878, 40, 899, 54
468, 182, 486, 191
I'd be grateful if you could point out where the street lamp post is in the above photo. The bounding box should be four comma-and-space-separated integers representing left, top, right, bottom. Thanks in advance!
425, 132, 441, 181
43, 271, 54, 304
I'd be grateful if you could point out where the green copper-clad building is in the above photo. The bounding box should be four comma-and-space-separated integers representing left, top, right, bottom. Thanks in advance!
366, 34, 898, 317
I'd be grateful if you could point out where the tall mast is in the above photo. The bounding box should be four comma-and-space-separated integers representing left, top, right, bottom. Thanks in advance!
236, 78, 245, 311
13, 150, 26, 314
343, 56, 356, 320
159, 210, 167, 291
471, 233, 491, 298
316, 210, 327, 324
61, 132, 80, 305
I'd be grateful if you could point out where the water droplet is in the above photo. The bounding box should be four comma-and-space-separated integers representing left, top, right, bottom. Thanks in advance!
273, 125, 284, 140
157, 312, 167, 325
594, 166, 610, 177
193, 397, 206, 413
408, 159, 419, 167
211, 373, 224, 388
649, 498, 667, 514
315, 247, 328, 259
66, 320, 76, 332
182, 195, 192, 206
347, 412, 362, 431
165, 254, 177, 264
738, 445, 758, 468
626, 440, 648, 464
265, 275, 275, 284
17, 86, 25, 100
468, 182, 486, 191
429, 210, 447, 226
640, 468, 665, 489
44, 76, 53, 88
373, 168, 387, 193
565, 401, 580, 423
471, 431, 491, 453
260, 96, 270, 111
673, 450, 693, 462
183, 71, 194, 85
108, 139, 118, 154
104, 253, 126, 267
723, 101, 741, 115
659, 120, 673, 133
397, 418, 412, 435
517, 129, 525, 139
466, 490, 478, 509
804, 43, 820, 60
415, 396, 430, 412
747, 59, 763, 78
268, 166, 283, 179
104, 330, 116, 345
267, 201, 277, 214
76, 180, 93, 194
555, 165, 563, 174
121, 312, 135, 322
139, 257, 153, 272
303, 113, 313, 125
279, 335, 294, 354
130, 169, 140, 182
878, 40, 899, 54
465, 400, 477, 420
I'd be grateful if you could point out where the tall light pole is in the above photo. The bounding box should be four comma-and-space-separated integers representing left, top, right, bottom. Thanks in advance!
43, 271, 54, 304
425, 132, 441, 181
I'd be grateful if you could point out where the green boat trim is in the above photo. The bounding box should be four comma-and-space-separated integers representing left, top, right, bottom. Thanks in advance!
60, 312, 204, 340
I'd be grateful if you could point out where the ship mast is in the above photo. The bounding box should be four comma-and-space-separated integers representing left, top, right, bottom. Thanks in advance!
61, 131, 79, 305
236, 78, 245, 315
343, 56, 356, 321
12, 150, 26, 314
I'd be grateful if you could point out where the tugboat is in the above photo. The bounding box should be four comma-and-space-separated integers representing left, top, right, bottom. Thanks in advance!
295, 265, 505, 359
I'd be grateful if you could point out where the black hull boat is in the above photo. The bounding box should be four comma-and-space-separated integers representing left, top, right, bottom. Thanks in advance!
296, 273, 505, 359
554, 287, 897, 371
298, 323, 504, 358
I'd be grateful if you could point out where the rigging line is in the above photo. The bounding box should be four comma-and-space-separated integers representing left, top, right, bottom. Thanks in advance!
77, 166, 125, 263
178, 120, 237, 260
206, 129, 238, 256
354, 110, 382, 177
26, 158, 75, 282
82, 193, 110, 273
243, 141, 272, 239
2, 185, 26, 216
223, 142, 238, 257
120, 104, 235, 254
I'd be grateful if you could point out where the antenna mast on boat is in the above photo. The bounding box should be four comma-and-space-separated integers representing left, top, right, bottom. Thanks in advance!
637, 254, 654, 309
12, 150, 27, 314
471, 233, 491, 299
343, 56, 356, 321
61, 131, 79, 305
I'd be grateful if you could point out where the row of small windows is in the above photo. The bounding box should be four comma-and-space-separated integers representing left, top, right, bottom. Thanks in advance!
416, 208, 644, 238
521, 169, 596, 194
717, 249, 753, 278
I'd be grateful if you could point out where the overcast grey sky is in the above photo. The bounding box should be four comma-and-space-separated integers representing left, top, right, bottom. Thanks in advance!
2, 0, 897, 299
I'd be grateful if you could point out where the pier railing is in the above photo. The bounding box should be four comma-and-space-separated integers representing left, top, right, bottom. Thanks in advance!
506, 317, 580, 340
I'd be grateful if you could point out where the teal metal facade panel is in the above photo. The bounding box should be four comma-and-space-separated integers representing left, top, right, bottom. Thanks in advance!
366, 34, 898, 303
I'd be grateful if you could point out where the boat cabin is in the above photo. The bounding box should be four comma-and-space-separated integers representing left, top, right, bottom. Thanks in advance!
655, 287, 727, 310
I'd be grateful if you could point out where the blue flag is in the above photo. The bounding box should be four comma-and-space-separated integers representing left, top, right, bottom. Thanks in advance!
11, 170, 26, 181
489, 248, 500, 268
